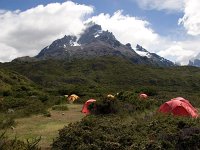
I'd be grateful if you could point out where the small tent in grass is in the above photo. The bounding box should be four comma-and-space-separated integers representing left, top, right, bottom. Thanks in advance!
82, 99, 96, 114
159, 97, 198, 118
107, 94, 115, 100
107, 94, 115, 99
68, 94, 79, 103
139, 93, 148, 100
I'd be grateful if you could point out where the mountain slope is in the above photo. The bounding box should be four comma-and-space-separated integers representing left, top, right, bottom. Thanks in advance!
0, 68, 40, 97
3, 57, 200, 97
13, 24, 174, 67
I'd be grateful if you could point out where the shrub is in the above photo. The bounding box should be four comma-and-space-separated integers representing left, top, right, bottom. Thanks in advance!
52, 112, 200, 150
39, 94, 49, 103
0, 97, 46, 117
0, 97, 28, 111
2, 90, 12, 97
116, 91, 157, 113
0, 117, 15, 129
25, 136, 41, 150
176, 127, 200, 150
90, 91, 158, 115
93, 98, 119, 115
0, 132, 41, 150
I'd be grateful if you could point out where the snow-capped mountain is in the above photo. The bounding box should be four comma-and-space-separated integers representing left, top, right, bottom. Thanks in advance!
135, 44, 151, 58
13, 24, 174, 67
135, 44, 174, 67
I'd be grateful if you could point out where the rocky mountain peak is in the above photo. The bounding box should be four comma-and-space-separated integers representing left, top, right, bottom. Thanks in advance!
136, 44, 148, 52
77, 24, 102, 44
49, 35, 77, 49
125, 43, 132, 50
98, 31, 121, 47
18, 23, 175, 67
78, 24, 121, 47
85, 24, 102, 35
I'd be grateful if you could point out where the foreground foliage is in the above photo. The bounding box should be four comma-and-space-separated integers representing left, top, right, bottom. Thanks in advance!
0, 132, 41, 150
52, 114, 200, 150
52, 92, 200, 150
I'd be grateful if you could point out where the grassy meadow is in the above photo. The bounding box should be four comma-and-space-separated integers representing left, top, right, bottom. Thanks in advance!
1, 104, 84, 149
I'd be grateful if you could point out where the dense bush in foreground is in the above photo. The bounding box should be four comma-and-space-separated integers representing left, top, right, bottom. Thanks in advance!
90, 91, 158, 115
52, 114, 200, 150
0, 132, 41, 150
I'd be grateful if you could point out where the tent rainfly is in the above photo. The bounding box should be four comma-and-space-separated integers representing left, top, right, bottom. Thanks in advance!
82, 99, 96, 114
158, 97, 198, 118
139, 93, 148, 100
68, 94, 79, 103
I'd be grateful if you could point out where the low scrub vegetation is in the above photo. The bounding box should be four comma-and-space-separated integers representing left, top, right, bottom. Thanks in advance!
0, 132, 41, 150
52, 114, 200, 150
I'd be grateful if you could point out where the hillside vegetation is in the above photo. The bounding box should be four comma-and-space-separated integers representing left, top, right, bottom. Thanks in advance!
1, 57, 200, 98
0, 68, 40, 97
1, 57, 200, 149
0, 68, 65, 130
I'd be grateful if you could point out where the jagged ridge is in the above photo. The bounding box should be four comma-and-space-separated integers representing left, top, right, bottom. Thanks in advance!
13, 24, 174, 67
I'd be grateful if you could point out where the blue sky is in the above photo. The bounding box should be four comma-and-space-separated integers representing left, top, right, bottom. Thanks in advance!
0, 0, 200, 64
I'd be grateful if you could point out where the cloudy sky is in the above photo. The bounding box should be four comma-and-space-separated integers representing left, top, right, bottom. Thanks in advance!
0, 0, 200, 65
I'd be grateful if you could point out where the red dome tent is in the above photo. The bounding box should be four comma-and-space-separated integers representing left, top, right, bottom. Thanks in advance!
82, 99, 96, 114
139, 93, 148, 100
159, 97, 198, 118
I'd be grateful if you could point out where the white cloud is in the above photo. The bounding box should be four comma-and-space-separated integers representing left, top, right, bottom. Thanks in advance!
135, 0, 184, 12
86, 10, 159, 49
0, 1, 93, 62
157, 40, 200, 65
178, 0, 200, 36
0, 43, 18, 62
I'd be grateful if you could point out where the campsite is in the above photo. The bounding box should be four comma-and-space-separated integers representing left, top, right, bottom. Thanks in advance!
1, 0, 200, 149
1, 57, 200, 149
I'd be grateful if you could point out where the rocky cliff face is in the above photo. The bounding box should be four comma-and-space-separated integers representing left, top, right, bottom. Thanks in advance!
13, 24, 175, 67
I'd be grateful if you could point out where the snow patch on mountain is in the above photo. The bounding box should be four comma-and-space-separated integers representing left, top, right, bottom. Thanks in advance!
135, 50, 151, 58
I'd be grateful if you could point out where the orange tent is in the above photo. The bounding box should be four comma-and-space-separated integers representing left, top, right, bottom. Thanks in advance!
68, 94, 79, 103
107, 94, 115, 99
139, 93, 148, 99
82, 99, 96, 114
158, 97, 198, 118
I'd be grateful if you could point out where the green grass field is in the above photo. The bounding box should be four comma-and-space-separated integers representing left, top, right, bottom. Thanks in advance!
2, 104, 84, 149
